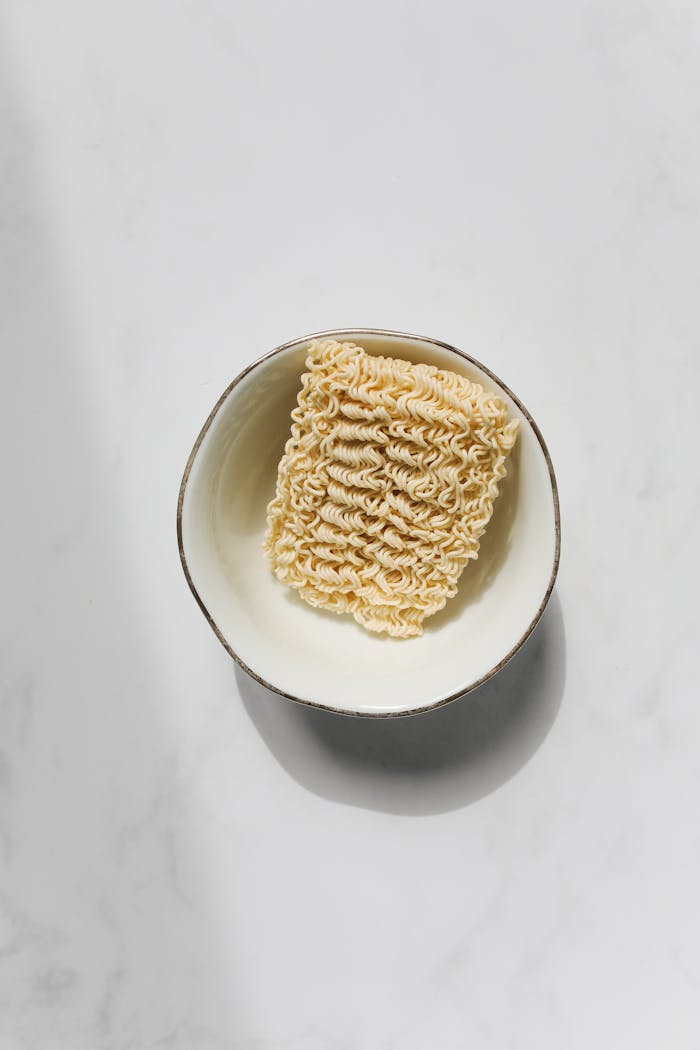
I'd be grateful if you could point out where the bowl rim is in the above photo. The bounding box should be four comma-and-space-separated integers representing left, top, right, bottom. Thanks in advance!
177, 327, 561, 718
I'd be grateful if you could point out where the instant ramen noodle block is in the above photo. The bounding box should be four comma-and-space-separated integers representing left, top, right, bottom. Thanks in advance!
264, 339, 519, 638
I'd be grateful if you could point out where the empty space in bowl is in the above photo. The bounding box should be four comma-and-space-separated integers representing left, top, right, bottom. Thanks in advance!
180, 332, 558, 715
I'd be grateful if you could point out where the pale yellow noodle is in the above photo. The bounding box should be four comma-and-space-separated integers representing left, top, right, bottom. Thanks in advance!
264, 339, 519, 637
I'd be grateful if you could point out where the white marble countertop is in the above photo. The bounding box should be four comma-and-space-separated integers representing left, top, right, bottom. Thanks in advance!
2, 2, 699, 1047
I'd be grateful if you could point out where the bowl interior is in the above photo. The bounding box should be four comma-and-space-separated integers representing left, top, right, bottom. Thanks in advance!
179, 332, 558, 715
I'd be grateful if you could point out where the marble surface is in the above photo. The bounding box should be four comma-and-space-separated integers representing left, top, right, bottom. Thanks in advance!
1, 2, 699, 1047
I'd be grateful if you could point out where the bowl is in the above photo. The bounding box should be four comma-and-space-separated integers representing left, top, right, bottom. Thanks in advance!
178, 329, 560, 717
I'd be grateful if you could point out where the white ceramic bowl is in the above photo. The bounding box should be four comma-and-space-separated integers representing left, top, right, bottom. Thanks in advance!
178, 329, 560, 717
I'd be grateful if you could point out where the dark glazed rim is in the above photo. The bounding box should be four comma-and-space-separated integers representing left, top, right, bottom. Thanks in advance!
177, 328, 561, 718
